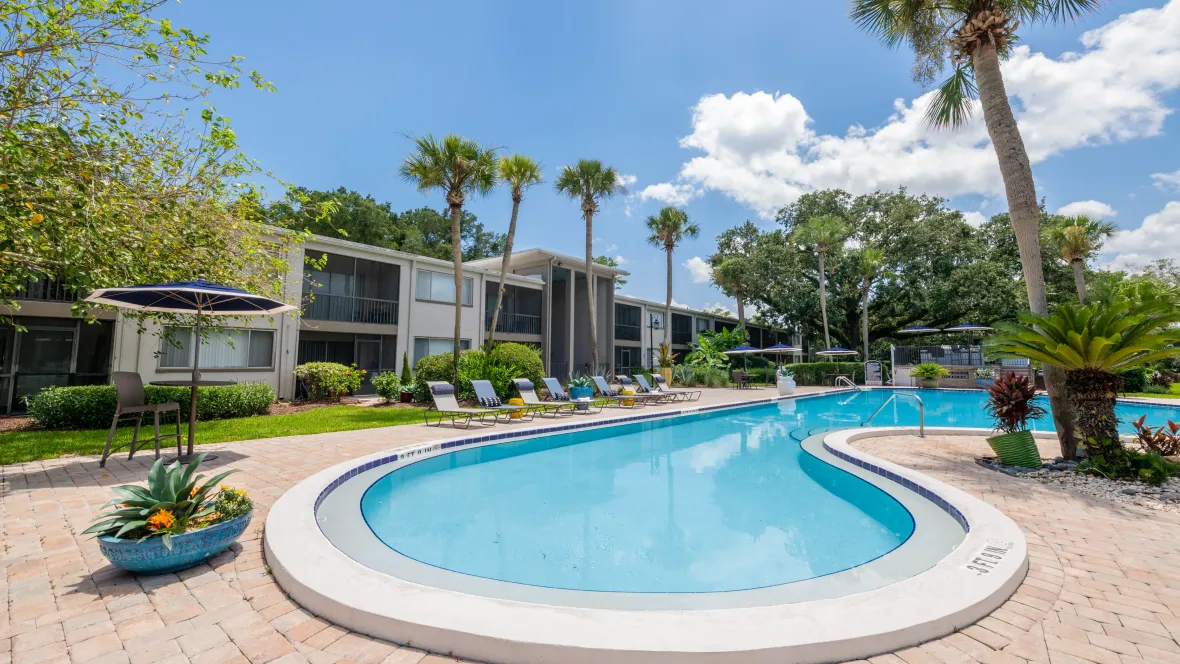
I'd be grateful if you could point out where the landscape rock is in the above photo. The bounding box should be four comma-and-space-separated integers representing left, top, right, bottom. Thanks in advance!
976, 456, 1180, 514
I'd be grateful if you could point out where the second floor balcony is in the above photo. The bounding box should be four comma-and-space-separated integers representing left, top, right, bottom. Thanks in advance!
671, 330, 692, 345
15, 278, 83, 303
302, 292, 399, 326
615, 323, 641, 342
486, 312, 541, 335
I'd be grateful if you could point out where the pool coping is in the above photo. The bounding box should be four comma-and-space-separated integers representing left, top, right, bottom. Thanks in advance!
265, 392, 1031, 663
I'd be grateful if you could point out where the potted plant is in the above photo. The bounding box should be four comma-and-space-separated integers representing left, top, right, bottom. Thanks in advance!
84, 455, 252, 575
657, 342, 677, 385
910, 362, 949, 388
776, 367, 796, 396
975, 367, 997, 389
567, 374, 595, 410
399, 352, 415, 403
983, 372, 1046, 468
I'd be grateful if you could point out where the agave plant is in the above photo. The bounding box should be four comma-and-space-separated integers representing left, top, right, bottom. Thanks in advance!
83, 454, 237, 549
987, 295, 1180, 458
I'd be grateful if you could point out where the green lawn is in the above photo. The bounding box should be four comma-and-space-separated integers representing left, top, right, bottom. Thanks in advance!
0, 406, 426, 465
1125, 384, 1180, 400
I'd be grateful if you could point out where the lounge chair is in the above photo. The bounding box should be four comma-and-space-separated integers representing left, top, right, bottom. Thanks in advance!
616, 375, 669, 404
423, 381, 503, 428
471, 380, 540, 421
513, 379, 576, 417
632, 374, 686, 402
591, 376, 643, 408
541, 377, 603, 414
649, 374, 701, 402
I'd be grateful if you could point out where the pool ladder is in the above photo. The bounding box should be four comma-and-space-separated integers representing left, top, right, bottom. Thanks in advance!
834, 376, 861, 391
862, 392, 925, 437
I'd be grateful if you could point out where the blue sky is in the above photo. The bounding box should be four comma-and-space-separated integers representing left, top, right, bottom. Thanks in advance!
173, 0, 1179, 312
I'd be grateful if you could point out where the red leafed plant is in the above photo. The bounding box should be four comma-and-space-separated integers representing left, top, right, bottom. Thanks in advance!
1131, 415, 1180, 456
985, 372, 1047, 434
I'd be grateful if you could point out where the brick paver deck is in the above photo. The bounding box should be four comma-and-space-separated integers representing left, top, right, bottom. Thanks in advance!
3, 390, 1179, 664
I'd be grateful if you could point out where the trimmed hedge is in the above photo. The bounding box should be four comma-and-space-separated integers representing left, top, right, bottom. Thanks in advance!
782, 362, 865, 386
489, 343, 544, 387
413, 345, 540, 402
1119, 367, 1150, 393
26, 382, 275, 430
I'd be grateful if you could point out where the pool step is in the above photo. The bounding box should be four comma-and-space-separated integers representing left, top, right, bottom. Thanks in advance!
789, 426, 848, 442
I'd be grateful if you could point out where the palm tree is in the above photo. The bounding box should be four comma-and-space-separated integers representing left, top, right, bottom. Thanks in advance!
645, 206, 701, 348
849, 0, 1099, 456
792, 215, 848, 349
859, 247, 886, 358
1042, 215, 1116, 304
555, 160, 625, 373
487, 154, 542, 347
988, 295, 1180, 460
713, 257, 751, 327
400, 134, 498, 377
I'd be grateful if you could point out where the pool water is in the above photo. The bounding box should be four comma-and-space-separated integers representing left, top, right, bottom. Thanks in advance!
358, 390, 1179, 594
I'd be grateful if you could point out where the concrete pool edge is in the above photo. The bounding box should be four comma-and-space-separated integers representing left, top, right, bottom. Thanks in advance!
265, 409, 1029, 663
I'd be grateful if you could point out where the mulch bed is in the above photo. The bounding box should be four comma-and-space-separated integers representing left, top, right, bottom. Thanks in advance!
0, 417, 35, 433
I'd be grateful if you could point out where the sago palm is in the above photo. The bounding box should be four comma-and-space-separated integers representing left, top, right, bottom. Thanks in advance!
714, 256, 751, 327
859, 247, 886, 358
645, 206, 700, 348
555, 159, 625, 374
487, 154, 542, 347
1042, 215, 1116, 304
400, 134, 498, 377
850, 0, 1102, 455
987, 295, 1180, 457
792, 215, 848, 349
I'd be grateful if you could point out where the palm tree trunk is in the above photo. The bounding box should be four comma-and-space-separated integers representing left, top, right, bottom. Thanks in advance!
818, 251, 831, 349
974, 42, 1078, 458
488, 196, 521, 347
1071, 260, 1087, 304
736, 293, 745, 327
584, 206, 599, 374
1065, 369, 1121, 459
664, 247, 672, 349
861, 280, 870, 359
449, 202, 464, 380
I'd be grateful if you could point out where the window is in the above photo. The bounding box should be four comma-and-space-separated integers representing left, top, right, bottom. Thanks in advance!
416, 269, 473, 305
160, 327, 275, 369
697, 317, 711, 333
413, 337, 471, 364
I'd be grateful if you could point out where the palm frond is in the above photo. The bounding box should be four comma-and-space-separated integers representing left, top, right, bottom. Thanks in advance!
924, 64, 977, 129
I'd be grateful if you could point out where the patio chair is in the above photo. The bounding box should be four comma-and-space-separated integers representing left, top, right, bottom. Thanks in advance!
471, 380, 540, 421
423, 381, 503, 428
513, 378, 576, 417
100, 372, 182, 468
591, 376, 642, 408
541, 377, 603, 414
616, 375, 669, 404
647, 374, 702, 402
732, 370, 751, 389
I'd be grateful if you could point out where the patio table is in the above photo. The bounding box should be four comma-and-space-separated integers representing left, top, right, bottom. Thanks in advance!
150, 379, 236, 463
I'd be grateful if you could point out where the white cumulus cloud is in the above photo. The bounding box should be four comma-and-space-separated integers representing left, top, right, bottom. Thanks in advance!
638, 182, 700, 206
651, 1, 1180, 219
1102, 201, 1180, 270
961, 211, 988, 228
683, 256, 713, 284
1057, 200, 1117, 218
1152, 169, 1180, 192
614, 255, 627, 265
616, 173, 638, 188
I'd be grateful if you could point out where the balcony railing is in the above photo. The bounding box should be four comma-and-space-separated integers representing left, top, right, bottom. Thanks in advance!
302, 292, 398, 325
614, 323, 641, 341
485, 312, 541, 335
15, 278, 83, 302
893, 345, 984, 367
671, 330, 692, 345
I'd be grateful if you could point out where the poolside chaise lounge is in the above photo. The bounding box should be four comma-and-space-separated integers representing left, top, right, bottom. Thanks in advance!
616, 375, 671, 404
648, 374, 702, 402
423, 381, 503, 428
471, 379, 540, 421
541, 377, 604, 414
591, 375, 646, 408
513, 378, 577, 417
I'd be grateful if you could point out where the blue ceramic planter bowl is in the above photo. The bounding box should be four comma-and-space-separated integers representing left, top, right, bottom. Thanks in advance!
569, 385, 593, 410
98, 511, 252, 575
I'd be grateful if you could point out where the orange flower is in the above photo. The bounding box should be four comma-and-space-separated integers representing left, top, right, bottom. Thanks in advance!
147, 509, 175, 531
190, 485, 200, 498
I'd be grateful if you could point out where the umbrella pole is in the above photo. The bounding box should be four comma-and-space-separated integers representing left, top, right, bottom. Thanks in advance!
188, 313, 200, 457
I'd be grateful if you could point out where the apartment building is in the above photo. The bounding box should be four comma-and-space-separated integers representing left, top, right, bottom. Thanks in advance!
1, 236, 796, 413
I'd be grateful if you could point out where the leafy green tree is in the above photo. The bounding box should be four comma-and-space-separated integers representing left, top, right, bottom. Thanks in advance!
488, 154, 543, 346
850, 0, 1100, 453
400, 134, 499, 377
988, 295, 1180, 459
1, 0, 305, 325
792, 215, 849, 349
594, 255, 627, 290
555, 159, 625, 372
1042, 215, 1116, 304
713, 257, 752, 327
858, 247, 886, 358
645, 207, 700, 348
265, 187, 399, 247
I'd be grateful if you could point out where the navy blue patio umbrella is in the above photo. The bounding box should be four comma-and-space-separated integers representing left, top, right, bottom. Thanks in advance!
760, 343, 799, 383
944, 323, 993, 345
86, 277, 295, 462
898, 326, 942, 334
724, 344, 761, 371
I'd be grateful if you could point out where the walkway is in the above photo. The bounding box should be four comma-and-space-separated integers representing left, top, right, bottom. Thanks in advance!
2, 390, 1178, 664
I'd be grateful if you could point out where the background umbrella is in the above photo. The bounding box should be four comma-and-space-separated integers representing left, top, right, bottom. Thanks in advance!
760, 343, 798, 384
898, 326, 941, 334
724, 344, 761, 371
86, 277, 295, 463
816, 347, 860, 357
943, 323, 993, 365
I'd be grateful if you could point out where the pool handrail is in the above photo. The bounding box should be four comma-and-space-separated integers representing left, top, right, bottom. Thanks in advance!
835, 376, 861, 391
863, 392, 925, 437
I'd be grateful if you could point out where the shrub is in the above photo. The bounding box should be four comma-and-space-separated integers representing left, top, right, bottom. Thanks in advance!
1079, 438, 1178, 486
1150, 370, 1175, 388
371, 371, 401, 403
457, 351, 518, 400
294, 362, 365, 401
26, 382, 274, 430
399, 351, 413, 390
1119, 366, 1150, 393
488, 342, 544, 387
783, 362, 864, 386
412, 352, 462, 401
984, 372, 1046, 434
679, 366, 729, 388
911, 363, 950, 380
1142, 384, 1172, 394
1131, 416, 1180, 456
